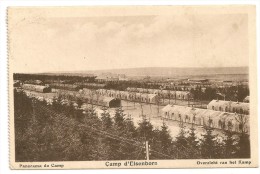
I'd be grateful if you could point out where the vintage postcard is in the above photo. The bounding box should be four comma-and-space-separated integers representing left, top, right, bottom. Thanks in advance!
8, 6, 257, 169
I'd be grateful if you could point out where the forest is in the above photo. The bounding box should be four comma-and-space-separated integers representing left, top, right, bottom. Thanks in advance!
14, 91, 250, 162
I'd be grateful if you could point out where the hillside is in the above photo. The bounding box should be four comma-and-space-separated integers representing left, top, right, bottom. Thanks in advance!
39, 67, 248, 81
61, 67, 247, 76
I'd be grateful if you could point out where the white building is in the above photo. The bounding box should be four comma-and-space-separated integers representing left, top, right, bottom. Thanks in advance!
207, 100, 249, 115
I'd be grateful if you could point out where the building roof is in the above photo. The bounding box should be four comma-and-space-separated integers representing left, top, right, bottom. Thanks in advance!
147, 94, 158, 99
120, 91, 130, 95
50, 83, 80, 89
208, 100, 249, 111
188, 79, 208, 82
23, 84, 50, 90
175, 91, 190, 95
103, 97, 118, 103
230, 102, 249, 111
14, 80, 21, 83
208, 100, 231, 107
24, 80, 43, 85
75, 82, 106, 88
95, 76, 107, 80
243, 96, 250, 102
162, 104, 238, 120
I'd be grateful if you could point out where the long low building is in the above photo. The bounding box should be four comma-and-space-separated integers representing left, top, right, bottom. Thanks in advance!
162, 104, 249, 133
126, 87, 193, 100
74, 82, 106, 89
59, 90, 121, 108
207, 100, 249, 115
24, 80, 44, 85
95, 88, 159, 104
22, 84, 51, 93
49, 83, 81, 91
13, 80, 21, 87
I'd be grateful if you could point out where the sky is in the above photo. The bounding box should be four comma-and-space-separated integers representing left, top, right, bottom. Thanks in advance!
9, 7, 249, 73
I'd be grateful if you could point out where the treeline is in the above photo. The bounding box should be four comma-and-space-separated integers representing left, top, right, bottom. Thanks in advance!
190, 86, 249, 102
14, 91, 250, 162
13, 73, 96, 83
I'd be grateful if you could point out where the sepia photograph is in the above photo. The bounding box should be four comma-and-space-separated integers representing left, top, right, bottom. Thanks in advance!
8, 6, 257, 169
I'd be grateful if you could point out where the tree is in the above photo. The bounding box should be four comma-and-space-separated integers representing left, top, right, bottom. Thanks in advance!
148, 122, 173, 159
100, 106, 121, 160
167, 90, 171, 104
84, 105, 99, 126
155, 95, 161, 117
136, 117, 154, 141
114, 107, 125, 131
174, 121, 189, 158
123, 115, 137, 139
120, 116, 138, 160
52, 95, 63, 112
111, 107, 129, 160
204, 87, 217, 101
187, 111, 199, 152
76, 98, 83, 109
235, 113, 250, 158
237, 133, 250, 158
186, 125, 201, 159
66, 102, 76, 118
223, 125, 237, 158
159, 123, 172, 154
187, 127, 196, 147
75, 108, 84, 122
79, 125, 99, 161
200, 125, 216, 159
100, 106, 113, 130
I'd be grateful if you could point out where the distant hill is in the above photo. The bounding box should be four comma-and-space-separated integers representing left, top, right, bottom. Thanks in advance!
38, 66, 248, 81
37, 66, 248, 79
70, 66, 248, 77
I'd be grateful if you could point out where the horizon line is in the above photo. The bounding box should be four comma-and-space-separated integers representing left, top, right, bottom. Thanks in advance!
13, 66, 249, 74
